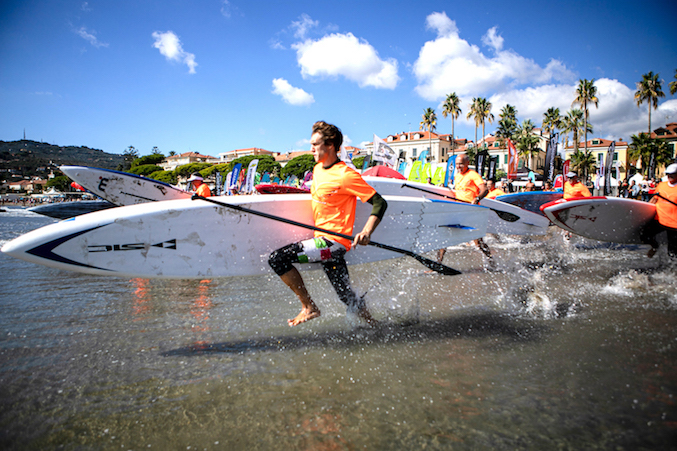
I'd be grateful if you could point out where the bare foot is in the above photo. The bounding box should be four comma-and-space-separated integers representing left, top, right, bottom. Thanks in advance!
288, 307, 321, 326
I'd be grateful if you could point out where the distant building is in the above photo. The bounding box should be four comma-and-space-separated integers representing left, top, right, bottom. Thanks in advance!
650, 122, 677, 160
160, 152, 217, 171
562, 138, 629, 180
217, 148, 274, 164
7, 178, 47, 193
272, 150, 312, 167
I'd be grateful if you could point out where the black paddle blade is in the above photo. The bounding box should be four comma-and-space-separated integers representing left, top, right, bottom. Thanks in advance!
492, 209, 520, 222
414, 254, 462, 275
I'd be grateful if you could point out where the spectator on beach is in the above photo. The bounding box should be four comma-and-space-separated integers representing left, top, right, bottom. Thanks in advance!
486, 180, 507, 199
629, 180, 640, 199
645, 164, 677, 259
543, 181, 553, 191
563, 171, 591, 199
187, 173, 212, 197
525, 179, 536, 192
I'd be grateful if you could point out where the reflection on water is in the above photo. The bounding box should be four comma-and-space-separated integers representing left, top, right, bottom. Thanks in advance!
0, 209, 676, 449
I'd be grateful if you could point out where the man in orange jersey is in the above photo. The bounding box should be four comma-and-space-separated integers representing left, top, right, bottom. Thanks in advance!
268, 121, 387, 326
436, 153, 493, 265
563, 171, 591, 199
486, 179, 507, 199
646, 163, 677, 259
187, 173, 211, 197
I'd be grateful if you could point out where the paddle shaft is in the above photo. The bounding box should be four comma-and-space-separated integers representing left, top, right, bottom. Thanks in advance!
401, 183, 520, 222
655, 193, 677, 208
192, 195, 461, 276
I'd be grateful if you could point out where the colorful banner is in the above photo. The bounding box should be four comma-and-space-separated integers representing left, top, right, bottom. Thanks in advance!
545, 132, 558, 182
507, 139, 518, 180
245, 159, 259, 194
224, 172, 233, 195
408, 161, 422, 182
603, 142, 615, 196
215, 171, 222, 196
444, 155, 457, 187
418, 150, 429, 162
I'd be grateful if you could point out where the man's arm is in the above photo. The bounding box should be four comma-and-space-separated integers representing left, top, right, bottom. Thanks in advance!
474, 181, 488, 204
353, 193, 387, 246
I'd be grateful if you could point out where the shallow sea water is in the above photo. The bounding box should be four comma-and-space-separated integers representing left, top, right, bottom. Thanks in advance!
1, 207, 676, 450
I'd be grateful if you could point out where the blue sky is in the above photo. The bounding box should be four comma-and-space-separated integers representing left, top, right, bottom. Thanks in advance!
1, 0, 676, 158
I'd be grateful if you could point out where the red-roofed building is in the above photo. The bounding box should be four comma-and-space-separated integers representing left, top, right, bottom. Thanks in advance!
160, 152, 217, 171
217, 148, 274, 164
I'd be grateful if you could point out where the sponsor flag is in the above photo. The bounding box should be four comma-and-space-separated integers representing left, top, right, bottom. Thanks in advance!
397, 160, 407, 175
362, 155, 371, 170
487, 156, 498, 181
408, 161, 422, 182
603, 142, 615, 196
418, 150, 429, 162
545, 133, 558, 182
648, 150, 656, 179
372, 134, 398, 168
563, 159, 570, 177
224, 172, 233, 195
245, 159, 259, 194
444, 155, 457, 187
215, 171, 222, 196
507, 139, 518, 180
340, 146, 356, 169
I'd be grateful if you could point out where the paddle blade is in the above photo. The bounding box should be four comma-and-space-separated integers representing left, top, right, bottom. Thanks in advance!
414, 254, 462, 275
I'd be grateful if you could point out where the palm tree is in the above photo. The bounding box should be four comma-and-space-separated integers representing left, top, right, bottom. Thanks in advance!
561, 109, 592, 154
441, 93, 462, 154
500, 104, 517, 122
629, 133, 673, 177
570, 149, 596, 180
495, 117, 517, 147
516, 120, 540, 169
542, 107, 562, 135
670, 69, 677, 96
476, 97, 494, 149
419, 107, 437, 161
635, 71, 665, 134
467, 97, 481, 149
572, 79, 599, 154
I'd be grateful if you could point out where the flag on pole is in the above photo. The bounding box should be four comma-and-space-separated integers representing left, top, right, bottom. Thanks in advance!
339, 145, 356, 169
507, 139, 518, 180
544, 133, 558, 182
603, 142, 615, 196
444, 155, 457, 187
372, 134, 398, 168
245, 159, 259, 194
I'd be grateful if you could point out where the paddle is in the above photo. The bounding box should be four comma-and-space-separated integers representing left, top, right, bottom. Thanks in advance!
192, 195, 461, 276
655, 193, 677, 207
400, 183, 521, 222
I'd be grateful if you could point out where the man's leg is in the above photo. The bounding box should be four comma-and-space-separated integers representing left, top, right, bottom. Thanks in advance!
279, 267, 321, 326
269, 242, 321, 326
322, 257, 377, 326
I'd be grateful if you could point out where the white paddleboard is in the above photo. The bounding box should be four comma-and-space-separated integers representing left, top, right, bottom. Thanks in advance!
2, 194, 489, 279
541, 197, 656, 244
60, 165, 190, 205
496, 191, 563, 216
364, 177, 549, 236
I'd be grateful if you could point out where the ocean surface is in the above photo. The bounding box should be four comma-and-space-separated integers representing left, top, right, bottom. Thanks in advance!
1, 206, 676, 450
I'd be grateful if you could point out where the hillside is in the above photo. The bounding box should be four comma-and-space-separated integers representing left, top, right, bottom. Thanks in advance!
0, 140, 126, 178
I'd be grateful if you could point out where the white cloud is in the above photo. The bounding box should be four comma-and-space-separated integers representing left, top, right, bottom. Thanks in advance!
75, 26, 108, 48
152, 31, 197, 74
272, 78, 315, 106
293, 32, 399, 89
413, 12, 574, 100
487, 78, 676, 141
482, 26, 503, 52
291, 14, 319, 40
220, 0, 232, 18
